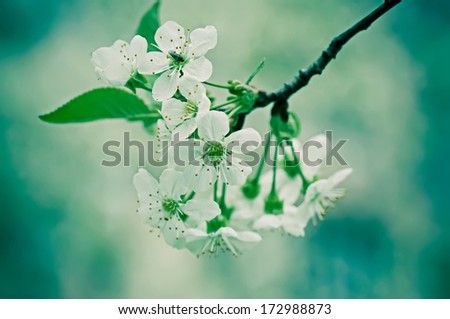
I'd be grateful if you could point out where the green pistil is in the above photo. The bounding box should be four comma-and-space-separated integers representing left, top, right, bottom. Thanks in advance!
205, 141, 226, 166
185, 101, 198, 115
162, 197, 179, 214
168, 51, 188, 69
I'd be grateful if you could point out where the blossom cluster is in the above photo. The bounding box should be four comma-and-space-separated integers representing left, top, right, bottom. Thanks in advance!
92, 21, 352, 257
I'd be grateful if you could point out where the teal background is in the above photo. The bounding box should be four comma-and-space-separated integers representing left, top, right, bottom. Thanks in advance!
1, 0, 449, 298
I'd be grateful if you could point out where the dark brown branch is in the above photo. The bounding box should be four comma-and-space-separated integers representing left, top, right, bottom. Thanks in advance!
253, 0, 402, 108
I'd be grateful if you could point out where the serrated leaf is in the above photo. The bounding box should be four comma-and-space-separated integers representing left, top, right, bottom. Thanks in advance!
39, 88, 159, 124
136, 0, 161, 49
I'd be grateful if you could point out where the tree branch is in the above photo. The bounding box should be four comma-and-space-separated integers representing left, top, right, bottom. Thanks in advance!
253, 0, 402, 108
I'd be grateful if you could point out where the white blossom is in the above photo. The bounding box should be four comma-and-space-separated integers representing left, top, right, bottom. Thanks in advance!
133, 168, 220, 247
230, 171, 307, 236
91, 35, 149, 86
296, 168, 353, 226
139, 21, 217, 101
183, 226, 261, 257
282, 134, 328, 180
160, 77, 210, 140
182, 111, 261, 192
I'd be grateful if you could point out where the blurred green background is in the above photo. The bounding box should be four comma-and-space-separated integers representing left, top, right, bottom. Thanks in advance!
1, 0, 449, 298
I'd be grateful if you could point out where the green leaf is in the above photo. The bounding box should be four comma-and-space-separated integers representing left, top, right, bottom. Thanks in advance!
136, 0, 161, 48
39, 88, 159, 124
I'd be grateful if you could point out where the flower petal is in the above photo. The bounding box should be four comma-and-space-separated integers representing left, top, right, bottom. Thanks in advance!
182, 199, 220, 227
222, 228, 262, 254
133, 169, 161, 217
173, 118, 197, 140
281, 211, 307, 237
225, 128, 261, 155
219, 156, 252, 186
161, 98, 187, 127
253, 215, 282, 231
277, 172, 302, 206
160, 217, 187, 248
183, 228, 210, 256
197, 111, 229, 141
301, 134, 328, 179
175, 139, 203, 168
197, 95, 211, 115
183, 163, 217, 192
138, 51, 170, 75
91, 47, 122, 69
178, 76, 206, 102
152, 69, 180, 101
327, 168, 353, 188
130, 35, 148, 65
111, 40, 131, 60
155, 20, 186, 53
103, 63, 132, 86
159, 169, 187, 199
183, 57, 213, 82
187, 25, 218, 58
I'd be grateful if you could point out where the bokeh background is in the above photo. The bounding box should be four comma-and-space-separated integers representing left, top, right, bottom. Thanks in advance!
1, 0, 449, 298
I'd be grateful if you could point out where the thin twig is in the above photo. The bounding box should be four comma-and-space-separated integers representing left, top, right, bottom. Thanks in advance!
253, 0, 401, 109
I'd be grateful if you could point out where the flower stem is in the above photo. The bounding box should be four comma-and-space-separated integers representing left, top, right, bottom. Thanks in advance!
226, 104, 245, 118
219, 183, 227, 208
286, 140, 311, 194
182, 191, 195, 203
204, 81, 233, 90
213, 180, 219, 203
270, 140, 280, 196
210, 97, 241, 110
254, 132, 272, 182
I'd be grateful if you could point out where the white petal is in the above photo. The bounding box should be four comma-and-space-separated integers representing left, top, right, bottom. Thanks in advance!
197, 94, 211, 115
138, 51, 170, 75
152, 69, 180, 101
301, 134, 328, 179
182, 57, 213, 82
130, 35, 148, 65
178, 76, 206, 102
155, 20, 186, 53
111, 40, 131, 60
224, 128, 261, 155
197, 111, 229, 141
91, 47, 122, 69
253, 215, 282, 231
183, 163, 217, 192
187, 26, 217, 58
159, 169, 187, 199
281, 212, 307, 237
236, 230, 262, 243
223, 228, 262, 254
160, 217, 187, 248
327, 168, 353, 188
175, 139, 203, 168
173, 118, 197, 140
156, 119, 172, 144
183, 228, 210, 256
182, 199, 220, 227
102, 64, 131, 86
219, 157, 252, 186
133, 169, 161, 217
277, 172, 302, 206
304, 180, 327, 203
161, 98, 187, 127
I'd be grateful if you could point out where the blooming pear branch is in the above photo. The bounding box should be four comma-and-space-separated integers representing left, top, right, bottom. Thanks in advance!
39, 0, 396, 257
